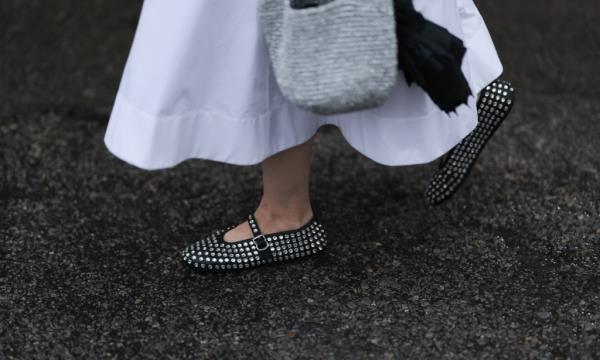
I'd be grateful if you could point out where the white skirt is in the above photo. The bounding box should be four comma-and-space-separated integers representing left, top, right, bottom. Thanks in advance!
104, 0, 503, 170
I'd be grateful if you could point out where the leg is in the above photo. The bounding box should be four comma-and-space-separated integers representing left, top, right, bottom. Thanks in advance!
224, 133, 317, 242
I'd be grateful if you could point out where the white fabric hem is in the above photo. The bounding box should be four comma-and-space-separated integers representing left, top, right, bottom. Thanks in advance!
104, 93, 321, 169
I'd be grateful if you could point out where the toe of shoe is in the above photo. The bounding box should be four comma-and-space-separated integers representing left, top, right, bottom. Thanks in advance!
181, 230, 223, 269
182, 246, 224, 270
181, 229, 258, 270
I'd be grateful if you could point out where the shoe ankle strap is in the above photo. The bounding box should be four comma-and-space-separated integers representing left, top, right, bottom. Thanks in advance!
247, 213, 263, 237
248, 213, 270, 251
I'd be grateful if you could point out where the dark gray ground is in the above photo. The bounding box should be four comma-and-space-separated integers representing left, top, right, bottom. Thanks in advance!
1, 1, 599, 359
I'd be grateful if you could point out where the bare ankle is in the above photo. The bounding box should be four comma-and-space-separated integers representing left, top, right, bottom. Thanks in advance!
254, 201, 314, 228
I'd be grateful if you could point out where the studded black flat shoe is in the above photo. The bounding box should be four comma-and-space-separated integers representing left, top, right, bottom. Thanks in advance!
182, 213, 327, 271
425, 79, 516, 205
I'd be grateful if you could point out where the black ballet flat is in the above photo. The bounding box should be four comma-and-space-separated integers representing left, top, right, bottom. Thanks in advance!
425, 79, 516, 205
182, 213, 327, 271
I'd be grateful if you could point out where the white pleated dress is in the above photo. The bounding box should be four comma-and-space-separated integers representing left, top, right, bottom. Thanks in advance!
104, 0, 503, 170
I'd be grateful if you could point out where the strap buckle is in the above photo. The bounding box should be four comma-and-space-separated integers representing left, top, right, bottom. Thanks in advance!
252, 234, 269, 251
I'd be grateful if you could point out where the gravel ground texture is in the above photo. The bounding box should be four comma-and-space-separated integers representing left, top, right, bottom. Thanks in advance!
1, 0, 599, 359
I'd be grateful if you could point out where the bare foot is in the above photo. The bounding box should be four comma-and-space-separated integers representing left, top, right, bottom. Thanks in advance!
223, 207, 314, 243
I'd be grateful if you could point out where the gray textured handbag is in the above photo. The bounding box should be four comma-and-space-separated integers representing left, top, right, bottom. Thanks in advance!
259, 0, 398, 115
